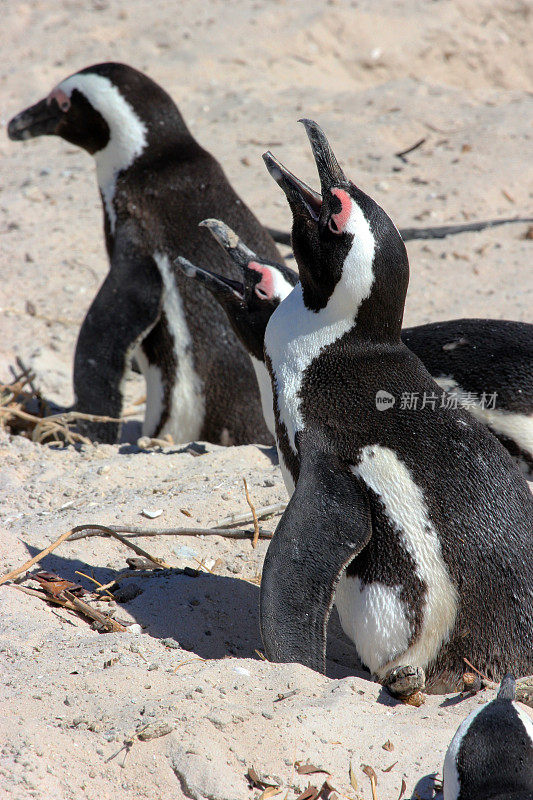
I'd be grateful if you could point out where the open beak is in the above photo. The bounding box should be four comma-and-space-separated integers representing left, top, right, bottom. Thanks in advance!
263, 151, 322, 220
199, 219, 257, 270
200, 219, 271, 300
262, 119, 346, 219
175, 256, 245, 303
299, 118, 346, 193
7, 97, 62, 141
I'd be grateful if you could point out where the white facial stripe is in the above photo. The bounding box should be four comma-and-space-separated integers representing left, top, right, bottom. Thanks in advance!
434, 377, 533, 459
153, 253, 205, 443
352, 446, 458, 677
270, 267, 295, 302
59, 73, 148, 232
335, 575, 411, 674
443, 703, 486, 800
266, 203, 375, 457
337, 201, 376, 315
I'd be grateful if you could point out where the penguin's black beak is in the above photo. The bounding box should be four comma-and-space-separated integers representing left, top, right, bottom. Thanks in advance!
299, 118, 347, 194
263, 119, 346, 221
175, 256, 245, 305
7, 97, 63, 141
199, 219, 257, 271
199, 219, 266, 300
263, 151, 322, 221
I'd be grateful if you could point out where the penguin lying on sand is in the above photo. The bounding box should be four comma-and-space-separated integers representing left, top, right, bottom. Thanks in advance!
7, 62, 281, 445
256, 119, 533, 693
177, 220, 533, 475
443, 675, 533, 800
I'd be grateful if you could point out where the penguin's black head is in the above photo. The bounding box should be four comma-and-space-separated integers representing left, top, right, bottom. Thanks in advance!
175, 220, 297, 363
263, 120, 409, 340
8, 62, 193, 159
7, 75, 109, 153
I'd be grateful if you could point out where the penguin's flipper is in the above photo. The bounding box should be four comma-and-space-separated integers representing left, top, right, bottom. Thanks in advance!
73, 223, 163, 443
260, 433, 372, 673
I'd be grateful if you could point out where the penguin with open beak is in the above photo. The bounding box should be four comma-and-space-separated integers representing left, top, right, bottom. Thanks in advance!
177, 221, 297, 437
257, 119, 533, 692
177, 221, 533, 473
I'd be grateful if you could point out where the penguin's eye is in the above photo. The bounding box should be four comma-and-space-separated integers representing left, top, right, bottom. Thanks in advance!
249, 262, 274, 300
46, 87, 71, 114
328, 216, 341, 234
328, 188, 352, 234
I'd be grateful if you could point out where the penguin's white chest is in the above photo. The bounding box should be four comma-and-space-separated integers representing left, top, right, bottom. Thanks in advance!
265, 222, 376, 487
250, 356, 276, 438
265, 285, 353, 464
335, 445, 459, 678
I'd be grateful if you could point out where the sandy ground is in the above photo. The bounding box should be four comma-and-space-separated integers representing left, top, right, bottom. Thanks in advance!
1, 1, 532, 798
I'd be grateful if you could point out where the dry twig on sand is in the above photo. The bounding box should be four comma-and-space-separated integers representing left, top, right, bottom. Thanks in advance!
361, 765, 378, 800
395, 136, 426, 162
1, 361, 131, 444
217, 502, 286, 528
81, 525, 172, 568
68, 524, 275, 542
0, 528, 82, 586
9, 582, 125, 632
0, 524, 169, 587
0, 400, 124, 446
62, 589, 127, 632
243, 478, 260, 548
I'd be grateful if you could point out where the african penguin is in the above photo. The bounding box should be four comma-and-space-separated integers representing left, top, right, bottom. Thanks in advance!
443, 675, 533, 800
177, 219, 297, 437
177, 221, 533, 475
7, 62, 282, 445
258, 119, 533, 692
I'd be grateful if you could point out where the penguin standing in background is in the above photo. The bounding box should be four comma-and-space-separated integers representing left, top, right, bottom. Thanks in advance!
177, 221, 533, 475
443, 675, 533, 799
7, 62, 282, 445
258, 119, 533, 692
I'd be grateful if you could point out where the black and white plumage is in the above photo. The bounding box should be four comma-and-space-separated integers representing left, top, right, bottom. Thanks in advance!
443, 675, 533, 800
257, 119, 533, 691
7, 62, 281, 444
177, 220, 297, 437
177, 221, 533, 475
403, 320, 533, 477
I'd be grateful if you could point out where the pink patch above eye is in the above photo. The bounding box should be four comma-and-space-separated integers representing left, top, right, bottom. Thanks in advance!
248, 261, 274, 299
330, 188, 352, 232
46, 87, 71, 112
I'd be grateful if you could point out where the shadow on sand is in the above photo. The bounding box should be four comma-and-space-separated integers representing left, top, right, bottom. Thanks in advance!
410, 773, 441, 799
20, 542, 367, 679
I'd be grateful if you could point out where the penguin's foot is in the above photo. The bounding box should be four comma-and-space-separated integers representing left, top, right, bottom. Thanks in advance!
382, 665, 426, 704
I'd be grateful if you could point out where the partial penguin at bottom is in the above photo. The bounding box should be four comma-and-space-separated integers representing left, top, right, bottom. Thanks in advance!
443, 675, 533, 800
